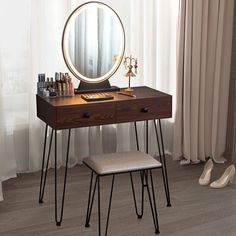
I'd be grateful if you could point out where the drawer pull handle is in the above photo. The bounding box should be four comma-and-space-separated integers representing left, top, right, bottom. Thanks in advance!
83, 112, 90, 118
141, 107, 149, 113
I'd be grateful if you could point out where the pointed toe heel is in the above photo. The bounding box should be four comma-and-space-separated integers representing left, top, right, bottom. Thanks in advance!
199, 159, 214, 186
210, 164, 235, 189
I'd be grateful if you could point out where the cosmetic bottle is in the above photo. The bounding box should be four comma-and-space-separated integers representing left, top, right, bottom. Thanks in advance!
71, 81, 75, 96
56, 73, 61, 96
41, 74, 46, 89
37, 73, 46, 95
46, 77, 50, 89
59, 72, 64, 81
65, 74, 70, 96
63, 84, 66, 96
55, 72, 59, 95
55, 72, 59, 82
59, 72, 64, 96
49, 81, 57, 97
60, 74, 64, 96
57, 81, 62, 96
37, 74, 41, 95
68, 76, 75, 96
50, 77, 54, 89
49, 78, 54, 91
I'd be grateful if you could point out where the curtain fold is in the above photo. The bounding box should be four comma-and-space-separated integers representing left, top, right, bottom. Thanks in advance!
173, 0, 234, 164
130, 0, 179, 154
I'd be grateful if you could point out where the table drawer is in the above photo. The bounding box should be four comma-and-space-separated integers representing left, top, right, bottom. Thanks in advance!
56, 103, 115, 129
116, 97, 172, 123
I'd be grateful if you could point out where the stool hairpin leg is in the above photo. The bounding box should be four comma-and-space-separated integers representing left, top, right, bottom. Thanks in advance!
97, 176, 101, 236
55, 129, 71, 226
85, 173, 115, 236
153, 119, 171, 207
104, 174, 115, 236
39, 125, 53, 203
85, 171, 98, 227
129, 172, 144, 219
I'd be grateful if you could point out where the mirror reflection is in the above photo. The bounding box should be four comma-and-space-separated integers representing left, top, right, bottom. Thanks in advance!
62, 3, 125, 83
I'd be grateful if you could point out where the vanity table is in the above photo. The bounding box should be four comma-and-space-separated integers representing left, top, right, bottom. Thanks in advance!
36, 1, 172, 227
36, 86, 172, 225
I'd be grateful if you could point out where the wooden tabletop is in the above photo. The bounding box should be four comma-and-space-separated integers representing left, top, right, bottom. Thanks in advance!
39, 86, 170, 107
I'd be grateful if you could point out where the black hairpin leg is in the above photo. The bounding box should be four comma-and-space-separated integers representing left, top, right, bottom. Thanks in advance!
130, 168, 160, 234
129, 171, 144, 219
104, 174, 115, 236
85, 174, 115, 236
97, 176, 101, 236
55, 129, 71, 226
130, 122, 145, 218
145, 121, 149, 188
131, 121, 150, 217
153, 119, 171, 207
39, 124, 53, 203
144, 170, 160, 234
85, 171, 98, 227
134, 122, 140, 151
146, 120, 148, 153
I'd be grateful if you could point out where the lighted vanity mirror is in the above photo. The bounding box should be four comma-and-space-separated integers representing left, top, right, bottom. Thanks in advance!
62, 1, 125, 85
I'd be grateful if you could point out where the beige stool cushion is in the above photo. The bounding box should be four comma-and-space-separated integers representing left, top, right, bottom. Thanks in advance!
83, 151, 162, 175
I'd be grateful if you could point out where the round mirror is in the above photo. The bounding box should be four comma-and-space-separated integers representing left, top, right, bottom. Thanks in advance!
62, 2, 125, 83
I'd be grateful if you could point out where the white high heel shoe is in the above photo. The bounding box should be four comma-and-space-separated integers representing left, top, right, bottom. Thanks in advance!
199, 159, 214, 186
210, 164, 235, 189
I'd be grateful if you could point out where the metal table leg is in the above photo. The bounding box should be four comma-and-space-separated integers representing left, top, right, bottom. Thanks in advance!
54, 128, 71, 226
39, 124, 53, 203
153, 119, 171, 207
129, 122, 145, 218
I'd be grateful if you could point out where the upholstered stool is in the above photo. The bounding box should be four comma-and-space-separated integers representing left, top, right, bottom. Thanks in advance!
83, 151, 162, 235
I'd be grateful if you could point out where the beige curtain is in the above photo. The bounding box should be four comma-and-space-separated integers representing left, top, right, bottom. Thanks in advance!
173, 0, 234, 164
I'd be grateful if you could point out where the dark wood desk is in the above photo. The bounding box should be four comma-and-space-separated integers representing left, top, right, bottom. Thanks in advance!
37, 86, 171, 129
36, 86, 172, 226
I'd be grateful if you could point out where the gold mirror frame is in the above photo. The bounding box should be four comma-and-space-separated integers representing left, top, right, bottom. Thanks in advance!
61, 1, 125, 83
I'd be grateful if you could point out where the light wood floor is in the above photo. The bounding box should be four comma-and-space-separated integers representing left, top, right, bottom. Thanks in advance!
1, 158, 236, 236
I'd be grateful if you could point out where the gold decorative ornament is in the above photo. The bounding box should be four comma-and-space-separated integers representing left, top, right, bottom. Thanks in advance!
123, 55, 138, 92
